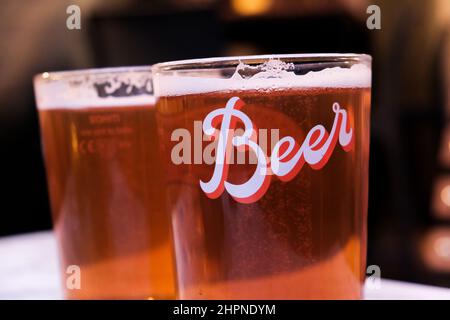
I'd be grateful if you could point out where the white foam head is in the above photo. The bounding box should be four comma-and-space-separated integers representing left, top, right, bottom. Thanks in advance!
153, 57, 371, 97
34, 67, 154, 110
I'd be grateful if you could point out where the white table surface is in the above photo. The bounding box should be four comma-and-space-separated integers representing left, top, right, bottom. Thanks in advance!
1, 231, 450, 300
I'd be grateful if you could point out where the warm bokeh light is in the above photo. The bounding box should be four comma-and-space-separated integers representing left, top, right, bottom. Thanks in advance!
440, 185, 450, 207
421, 228, 450, 272
231, 0, 273, 16
432, 177, 450, 219
434, 236, 450, 260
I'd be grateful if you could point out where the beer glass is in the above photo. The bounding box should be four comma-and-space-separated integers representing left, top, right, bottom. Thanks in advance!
34, 67, 175, 299
152, 54, 371, 299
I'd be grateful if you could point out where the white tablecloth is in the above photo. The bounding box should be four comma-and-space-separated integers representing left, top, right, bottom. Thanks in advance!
1, 231, 450, 300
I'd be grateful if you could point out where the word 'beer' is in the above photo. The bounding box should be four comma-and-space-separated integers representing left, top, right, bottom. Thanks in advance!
154, 55, 371, 299
34, 68, 175, 299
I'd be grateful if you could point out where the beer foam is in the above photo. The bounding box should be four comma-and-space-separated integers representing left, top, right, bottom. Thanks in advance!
154, 62, 371, 97
36, 92, 155, 109
34, 67, 154, 110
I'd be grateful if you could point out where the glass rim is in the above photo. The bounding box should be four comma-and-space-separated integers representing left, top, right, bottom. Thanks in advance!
34, 65, 154, 109
33, 65, 152, 83
152, 53, 371, 72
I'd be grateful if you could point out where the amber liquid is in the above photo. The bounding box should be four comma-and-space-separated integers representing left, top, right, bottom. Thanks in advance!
39, 105, 176, 299
156, 87, 370, 299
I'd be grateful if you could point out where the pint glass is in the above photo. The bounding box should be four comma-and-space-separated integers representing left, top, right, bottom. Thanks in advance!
153, 54, 371, 299
34, 67, 175, 299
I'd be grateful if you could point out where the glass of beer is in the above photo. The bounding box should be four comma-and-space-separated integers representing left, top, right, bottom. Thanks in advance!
152, 54, 371, 299
34, 67, 176, 299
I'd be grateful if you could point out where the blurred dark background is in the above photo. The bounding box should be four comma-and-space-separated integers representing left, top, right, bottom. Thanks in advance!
1, 0, 450, 287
